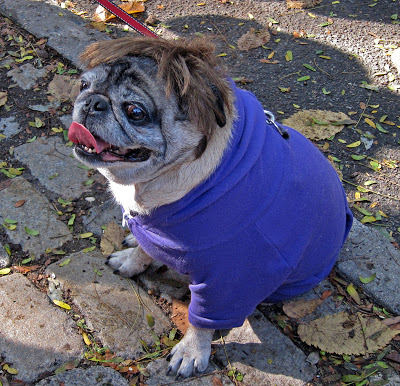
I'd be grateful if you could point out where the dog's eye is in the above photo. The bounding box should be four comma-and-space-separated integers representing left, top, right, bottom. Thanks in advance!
80, 80, 89, 92
126, 104, 146, 121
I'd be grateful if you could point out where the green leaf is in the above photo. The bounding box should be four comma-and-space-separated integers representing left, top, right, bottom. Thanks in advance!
77, 164, 92, 170
285, 51, 293, 61
303, 63, 316, 71
27, 136, 37, 143
364, 180, 377, 186
319, 55, 331, 60
21, 257, 32, 265
322, 88, 331, 95
68, 214, 76, 226
4, 219, 18, 224
25, 226, 39, 236
319, 21, 333, 27
267, 16, 279, 24
58, 198, 72, 205
83, 246, 96, 253
354, 206, 373, 216
84, 179, 94, 186
93, 267, 102, 276
297, 76, 310, 82
375, 122, 389, 133
351, 155, 366, 160
146, 314, 155, 328
59, 258, 71, 267
359, 273, 376, 284
357, 186, 370, 193
370, 161, 381, 171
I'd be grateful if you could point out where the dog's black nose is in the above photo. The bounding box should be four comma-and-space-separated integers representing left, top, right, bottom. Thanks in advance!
84, 94, 109, 114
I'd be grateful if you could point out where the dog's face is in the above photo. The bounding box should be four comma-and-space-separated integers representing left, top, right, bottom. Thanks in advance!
70, 38, 232, 186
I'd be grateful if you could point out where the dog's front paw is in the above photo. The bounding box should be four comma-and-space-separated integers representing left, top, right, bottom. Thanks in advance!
167, 325, 213, 378
122, 233, 138, 247
106, 247, 152, 277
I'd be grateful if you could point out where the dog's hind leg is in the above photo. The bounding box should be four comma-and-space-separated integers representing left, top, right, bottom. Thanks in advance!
106, 245, 152, 277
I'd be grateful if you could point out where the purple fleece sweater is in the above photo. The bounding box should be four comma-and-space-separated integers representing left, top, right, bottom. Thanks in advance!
124, 82, 353, 330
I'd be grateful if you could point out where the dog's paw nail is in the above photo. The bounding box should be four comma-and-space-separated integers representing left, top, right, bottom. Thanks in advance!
175, 373, 182, 381
105, 260, 109, 265
113, 269, 120, 275
166, 365, 172, 375
166, 354, 171, 362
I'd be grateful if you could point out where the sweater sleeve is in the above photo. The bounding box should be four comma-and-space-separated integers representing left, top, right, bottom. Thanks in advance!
187, 228, 293, 330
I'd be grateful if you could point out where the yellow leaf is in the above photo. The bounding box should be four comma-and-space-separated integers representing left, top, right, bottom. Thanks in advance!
3, 364, 18, 375
52, 127, 64, 133
53, 299, 71, 310
361, 215, 376, 224
268, 51, 275, 59
364, 118, 376, 128
346, 141, 361, 148
347, 283, 361, 304
80, 232, 93, 239
82, 332, 91, 346
355, 192, 361, 199
0, 268, 11, 275
378, 210, 388, 218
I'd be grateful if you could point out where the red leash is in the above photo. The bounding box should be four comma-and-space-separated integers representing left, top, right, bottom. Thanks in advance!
94, 0, 159, 38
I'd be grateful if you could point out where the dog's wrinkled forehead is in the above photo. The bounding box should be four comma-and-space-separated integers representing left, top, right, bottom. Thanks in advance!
82, 56, 160, 93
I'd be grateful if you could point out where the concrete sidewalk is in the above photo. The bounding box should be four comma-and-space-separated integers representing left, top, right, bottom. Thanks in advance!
0, 1, 399, 385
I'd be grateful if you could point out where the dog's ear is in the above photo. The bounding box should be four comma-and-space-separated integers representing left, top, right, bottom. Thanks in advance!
210, 84, 227, 128
81, 38, 233, 136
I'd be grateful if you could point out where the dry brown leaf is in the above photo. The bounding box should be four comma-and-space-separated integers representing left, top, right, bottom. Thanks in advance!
298, 312, 399, 355
0, 91, 7, 107
259, 59, 279, 64
286, 0, 321, 9
13, 265, 41, 274
47, 74, 80, 102
171, 299, 189, 334
282, 110, 354, 140
100, 221, 125, 256
15, 199, 26, 208
283, 298, 323, 319
382, 316, 400, 326
94, 1, 145, 22
237, 28, 270, 51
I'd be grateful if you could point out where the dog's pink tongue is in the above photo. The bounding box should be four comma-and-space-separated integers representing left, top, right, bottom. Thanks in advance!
68, 122, 110, 153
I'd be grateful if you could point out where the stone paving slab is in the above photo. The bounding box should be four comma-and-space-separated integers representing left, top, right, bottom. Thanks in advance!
0, 273, 85, 383
82, 198, 123, 237
7, 63, 47, 90
0, 0, 109, 69
0, 177, 72, 257
14, 136, 91, 199
338, 219, 400, 315
214, 310, 316, 386
36, 366, 129, 386
0, 116, 22, 138
46, 250, 172, 358
145, 359, 233, 385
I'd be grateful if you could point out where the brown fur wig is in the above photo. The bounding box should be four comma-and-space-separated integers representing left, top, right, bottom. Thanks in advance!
80, 37, 233, 137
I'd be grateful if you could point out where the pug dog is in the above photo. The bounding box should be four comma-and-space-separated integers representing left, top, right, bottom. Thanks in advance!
69, 37, 353, 378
